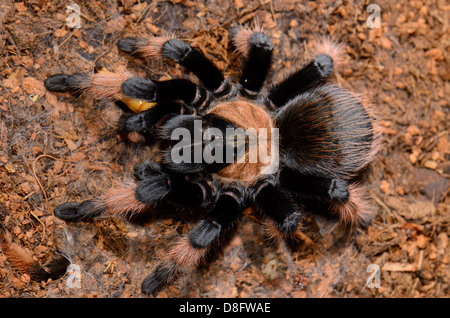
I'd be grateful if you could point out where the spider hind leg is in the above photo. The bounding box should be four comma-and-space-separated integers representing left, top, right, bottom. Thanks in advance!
329, 182, 374, 226
142, 186, 244, 296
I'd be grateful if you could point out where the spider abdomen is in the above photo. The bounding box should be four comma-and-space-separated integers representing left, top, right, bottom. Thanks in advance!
276, 85, 380, 180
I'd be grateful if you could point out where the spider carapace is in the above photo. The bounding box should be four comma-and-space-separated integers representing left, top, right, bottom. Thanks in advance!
44, 25, 381, 296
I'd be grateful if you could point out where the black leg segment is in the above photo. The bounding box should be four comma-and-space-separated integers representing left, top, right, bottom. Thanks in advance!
254, 183, 300, 234
189, 189, 243, 249
161, 39, 226, 93
279, 167, 349, 203
44, 73, 87, 93
268, 54, 334, 107
121, 77, 201, 105
239, 32, 273, 94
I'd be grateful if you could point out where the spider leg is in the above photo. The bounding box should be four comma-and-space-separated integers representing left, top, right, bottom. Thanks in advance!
279, 167, 350, 204
141, 236, 209, 296
0, 224, 70, 282
45, 68, 208, 136
54, 162, 213, 224
120, 77, 206, 107
141, 187, 244, 295
328, 182, 374, 226
188, 187, 244, 248
45, 69, 203, 112
278, 167, 374, 225
158, 114, 237, 174
268, 38, 344, 108
54, 182, 151, 222
253, 182, 301, 235
118, 37, 229, 95
268, 55, 333, 108
44, 68, 132, 100
231, 26, 273, 96
134, 161, 215, 208
43, 73, 88, 93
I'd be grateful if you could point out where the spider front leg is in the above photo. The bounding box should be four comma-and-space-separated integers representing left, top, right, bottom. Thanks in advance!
54, 182, 150, 222
45, 69, 202, 112
118, 36, 230, 96
117, 102, 182, 136
232, 26, 273, 96
120, 77, 206, 108
141, 186, 245, 295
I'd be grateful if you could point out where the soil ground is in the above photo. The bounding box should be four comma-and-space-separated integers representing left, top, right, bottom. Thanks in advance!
0, 0, 448, 298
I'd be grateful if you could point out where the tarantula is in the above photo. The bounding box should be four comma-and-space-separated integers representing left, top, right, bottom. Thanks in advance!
44, 25, 381, 296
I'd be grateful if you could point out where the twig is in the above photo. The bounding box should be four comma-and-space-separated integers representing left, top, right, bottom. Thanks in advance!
368, 189, 406, 223
29, 209, 47, 239
32, 154, 67, 201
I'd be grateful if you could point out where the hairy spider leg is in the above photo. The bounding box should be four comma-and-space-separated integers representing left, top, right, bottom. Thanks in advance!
45, 69, 204, 135
117, 101, 182, 135
141, 188, 243, 295
44, 68, 158, 113
133, 161, 215, 208
328, 182, 374, 226
232, 26, 274, 95
268, 38, 344, 108
44, 68, 197, 112
141, 236, 209, 296
120, 77, 205, 107
118, 36, 229, 95
253, 183, 301, 235
0, 223, 70, 281
188, 187, 244, 248
54, 182, 151, 222
279, 167, 350, 204
158, 114, 239, 175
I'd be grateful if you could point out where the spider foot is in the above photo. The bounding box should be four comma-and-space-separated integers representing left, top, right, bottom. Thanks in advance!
54, 200, 104, 222
141, 261, 176, 296
328, 179, 349, 203
279, 211, 301, 234
44, 73, 86, 92
117, 38, 143, 54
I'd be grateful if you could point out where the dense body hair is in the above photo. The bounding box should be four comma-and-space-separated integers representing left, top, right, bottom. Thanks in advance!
276, 85, 377, 179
